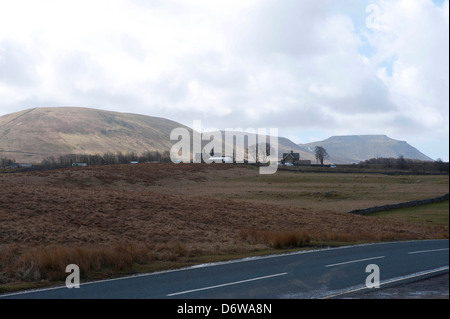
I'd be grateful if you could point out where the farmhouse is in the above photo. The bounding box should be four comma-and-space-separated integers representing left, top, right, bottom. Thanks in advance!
281, 150, 300, 165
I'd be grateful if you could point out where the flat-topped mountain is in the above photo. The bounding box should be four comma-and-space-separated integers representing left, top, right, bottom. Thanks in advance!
298, 135, 434, 164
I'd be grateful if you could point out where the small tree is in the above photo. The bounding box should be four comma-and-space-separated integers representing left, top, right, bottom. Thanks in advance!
397, 155, 408, 169
435, 158, 448, 173
0, 157, 14, 168
248, 142, 275, 163
314, 146, 329, 166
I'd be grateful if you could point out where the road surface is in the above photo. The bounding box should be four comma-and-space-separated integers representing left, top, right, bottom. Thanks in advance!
1, 239, 448, 299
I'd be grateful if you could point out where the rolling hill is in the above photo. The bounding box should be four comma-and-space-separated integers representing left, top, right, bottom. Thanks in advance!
0, 107, 190, 163
0, 107, 315, 163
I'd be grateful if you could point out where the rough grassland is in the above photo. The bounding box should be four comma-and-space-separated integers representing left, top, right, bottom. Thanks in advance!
0, 163, 448, 290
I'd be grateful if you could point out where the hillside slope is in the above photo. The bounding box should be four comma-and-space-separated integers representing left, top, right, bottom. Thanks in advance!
0, 107, 315, 164
0, 107, 189, 163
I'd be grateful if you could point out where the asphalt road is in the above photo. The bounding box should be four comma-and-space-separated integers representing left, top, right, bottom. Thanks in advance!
1, 239, 448, 299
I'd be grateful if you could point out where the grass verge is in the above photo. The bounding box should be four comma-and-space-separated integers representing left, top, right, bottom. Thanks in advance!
370, 200, 449, 226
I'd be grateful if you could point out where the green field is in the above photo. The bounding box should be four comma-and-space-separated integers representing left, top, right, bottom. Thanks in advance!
371, 200, 449, 226
210, 170, 449, 214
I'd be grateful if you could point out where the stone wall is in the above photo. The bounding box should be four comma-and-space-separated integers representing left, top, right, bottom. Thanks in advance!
347, 194, 449, 215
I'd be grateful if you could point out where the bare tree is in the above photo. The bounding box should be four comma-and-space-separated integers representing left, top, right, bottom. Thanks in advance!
314, 146, 329, 166
249, 142, 275, 163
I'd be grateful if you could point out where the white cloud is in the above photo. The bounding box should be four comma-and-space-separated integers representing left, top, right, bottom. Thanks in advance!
0, 0, 448, 160
366, 0, 449, 131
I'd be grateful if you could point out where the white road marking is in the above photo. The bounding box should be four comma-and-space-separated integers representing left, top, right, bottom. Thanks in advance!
408, 248, 449, 254
325, 256, 385, 268
167, 272, 288, 297
321, 266, 449, 299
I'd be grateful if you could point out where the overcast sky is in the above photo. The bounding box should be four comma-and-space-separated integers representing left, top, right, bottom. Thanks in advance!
0, 0, 448, 160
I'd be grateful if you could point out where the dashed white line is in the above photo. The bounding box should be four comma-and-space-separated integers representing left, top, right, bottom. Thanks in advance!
408, 248, 449, 254
325, 256, 385, 268
167, 272, 288, 297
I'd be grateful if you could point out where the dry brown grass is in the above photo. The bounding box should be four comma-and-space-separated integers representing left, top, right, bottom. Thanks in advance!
0, 163, 448, 287
0, 241, 196, 283
239, 229, 311, 248
13, 244, 138, 281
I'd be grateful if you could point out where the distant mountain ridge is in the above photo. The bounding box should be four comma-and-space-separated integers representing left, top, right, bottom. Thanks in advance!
0, 107, 434, 164
298, 135, 434, 164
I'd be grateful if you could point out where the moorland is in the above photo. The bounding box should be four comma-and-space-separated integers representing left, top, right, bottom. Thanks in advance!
0, 163, 448, 292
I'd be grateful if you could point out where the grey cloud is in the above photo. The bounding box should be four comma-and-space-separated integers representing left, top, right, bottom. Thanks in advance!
149, 75, 190, 104
0, 40, 37, 86
76, 88, 144, 111
181, 51, 248, 90
383, 114, 434, 138
7, 96, 70, 111
237, 0, 335, 58
121, 35, 147, 61
258, 104, 337, 130
58, 52, 104, 81
322, 76, 397, 114
145, 50, 249, 106
175, 102, 337, 133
